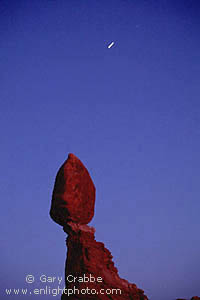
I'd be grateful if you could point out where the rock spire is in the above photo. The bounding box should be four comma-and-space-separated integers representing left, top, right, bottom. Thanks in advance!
50, 153, 148, 300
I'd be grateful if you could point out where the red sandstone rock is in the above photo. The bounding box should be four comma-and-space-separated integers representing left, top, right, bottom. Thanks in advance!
50, 155, 199, 300
51, 154, 148, 299
50, 153, 95, 225
61, 223, 148, 300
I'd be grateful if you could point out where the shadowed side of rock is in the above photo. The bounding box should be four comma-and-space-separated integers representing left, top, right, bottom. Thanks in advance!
61, 223, 148, 300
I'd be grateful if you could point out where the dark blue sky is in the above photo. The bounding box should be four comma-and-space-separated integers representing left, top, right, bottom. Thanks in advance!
1, 1, 200, 300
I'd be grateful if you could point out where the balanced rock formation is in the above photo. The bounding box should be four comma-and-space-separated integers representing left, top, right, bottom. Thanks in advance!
50, 153, 148, 300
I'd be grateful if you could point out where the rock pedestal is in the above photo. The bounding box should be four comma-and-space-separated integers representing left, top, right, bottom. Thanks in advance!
50, 154, 200, 300
50, 153, 148, 299
61, 222, 148, 300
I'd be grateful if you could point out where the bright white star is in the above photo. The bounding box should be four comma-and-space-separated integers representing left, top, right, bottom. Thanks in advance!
108, 42, 115, 49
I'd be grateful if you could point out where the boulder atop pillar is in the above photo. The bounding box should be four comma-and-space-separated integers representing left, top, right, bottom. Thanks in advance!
50, 153, 95, 226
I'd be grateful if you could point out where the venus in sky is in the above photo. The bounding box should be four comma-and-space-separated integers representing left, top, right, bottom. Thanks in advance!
108, 41, 114, 48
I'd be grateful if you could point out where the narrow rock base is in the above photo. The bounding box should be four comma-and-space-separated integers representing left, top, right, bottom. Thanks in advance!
61, 222, 148, 300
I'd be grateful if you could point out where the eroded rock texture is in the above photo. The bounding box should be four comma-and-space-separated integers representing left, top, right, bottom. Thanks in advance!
61, 222, 148, 300
50, 154, 148, 299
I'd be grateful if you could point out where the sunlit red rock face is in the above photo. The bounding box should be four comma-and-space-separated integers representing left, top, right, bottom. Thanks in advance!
61, 222, 148, 300
50, 153, 95, 225
50, 154, 200, 300
50, 153, 148, 299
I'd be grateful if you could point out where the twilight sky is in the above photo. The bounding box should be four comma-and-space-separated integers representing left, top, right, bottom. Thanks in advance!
0, 1, 200, 300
